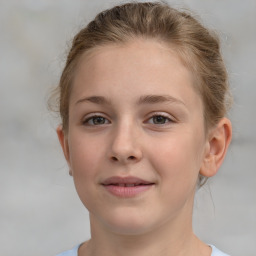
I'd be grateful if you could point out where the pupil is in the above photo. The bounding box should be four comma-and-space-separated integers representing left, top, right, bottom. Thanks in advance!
153, 116, 165, 124
93, 117, 105, 125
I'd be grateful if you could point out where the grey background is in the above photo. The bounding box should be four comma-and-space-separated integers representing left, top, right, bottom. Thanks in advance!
0, 0, 255, 255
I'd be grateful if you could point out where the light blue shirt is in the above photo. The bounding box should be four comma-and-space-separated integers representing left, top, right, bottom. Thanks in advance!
56, 244, 80, 256
56, 244, 230, 256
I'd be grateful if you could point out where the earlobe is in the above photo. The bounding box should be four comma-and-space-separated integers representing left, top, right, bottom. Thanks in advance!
56, 125, 72, 175
200, 118, 232, 177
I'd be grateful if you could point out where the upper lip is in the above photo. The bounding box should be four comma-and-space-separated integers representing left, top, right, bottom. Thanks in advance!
101, 176, 155, 186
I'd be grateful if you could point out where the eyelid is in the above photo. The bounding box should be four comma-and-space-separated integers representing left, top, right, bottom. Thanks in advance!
81, 111, 176, 125
82, 113, 111, 125
145, 112, 176, 124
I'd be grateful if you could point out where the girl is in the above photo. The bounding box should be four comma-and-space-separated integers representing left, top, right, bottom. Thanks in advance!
53, 2, 232, 255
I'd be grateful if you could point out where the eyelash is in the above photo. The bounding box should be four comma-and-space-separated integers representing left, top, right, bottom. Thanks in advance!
147, 113, 173, 125
82, 113, 174, 126
82, 115, 110, 126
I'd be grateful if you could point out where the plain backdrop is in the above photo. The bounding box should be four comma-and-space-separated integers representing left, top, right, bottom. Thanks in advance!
0, 0, 255, 255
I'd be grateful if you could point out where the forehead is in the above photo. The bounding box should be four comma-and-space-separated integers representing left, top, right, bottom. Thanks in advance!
70, 39, 202, 110
76, 39, 187, 74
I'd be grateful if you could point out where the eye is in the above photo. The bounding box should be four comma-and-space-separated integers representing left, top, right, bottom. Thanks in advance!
147, 114, 173, 125
83, 115, 110, 126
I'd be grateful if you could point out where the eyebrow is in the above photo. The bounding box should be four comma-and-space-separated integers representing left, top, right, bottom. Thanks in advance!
75, 96, 110, 105
137, 95, 185, 106
75, 94, 185, 106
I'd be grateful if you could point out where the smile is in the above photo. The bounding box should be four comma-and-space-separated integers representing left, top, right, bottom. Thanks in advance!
112, 183, 146, 187
101, 176, 155, 198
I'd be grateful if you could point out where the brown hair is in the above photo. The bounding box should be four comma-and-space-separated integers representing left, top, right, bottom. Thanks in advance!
49, 1, 232, 185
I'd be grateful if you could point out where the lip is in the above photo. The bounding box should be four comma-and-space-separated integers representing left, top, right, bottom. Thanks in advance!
101, 176, 155, 198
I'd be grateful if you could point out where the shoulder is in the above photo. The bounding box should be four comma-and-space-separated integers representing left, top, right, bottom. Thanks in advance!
56, 244, 80, 256
209, 244, 230, 256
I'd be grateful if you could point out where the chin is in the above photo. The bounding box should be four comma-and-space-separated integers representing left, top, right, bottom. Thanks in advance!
100, 208, 156, 236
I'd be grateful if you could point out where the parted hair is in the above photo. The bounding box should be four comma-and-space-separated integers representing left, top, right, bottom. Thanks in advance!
49, 1, 232, 185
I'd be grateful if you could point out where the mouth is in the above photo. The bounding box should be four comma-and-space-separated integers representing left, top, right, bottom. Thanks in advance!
101, 176, 155, 198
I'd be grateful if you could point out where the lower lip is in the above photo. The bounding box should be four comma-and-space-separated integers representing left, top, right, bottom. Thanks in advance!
103, 184, 154, 198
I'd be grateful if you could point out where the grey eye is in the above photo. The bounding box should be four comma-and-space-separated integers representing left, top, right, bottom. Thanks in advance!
84, 116, 110, 125
92, 116, 106, 125
152, 115, 169, 124
147, 115, 172, 125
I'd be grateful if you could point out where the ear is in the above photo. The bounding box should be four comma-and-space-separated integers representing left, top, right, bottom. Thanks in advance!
56, 125, 72, 175
200, 118, 232, 177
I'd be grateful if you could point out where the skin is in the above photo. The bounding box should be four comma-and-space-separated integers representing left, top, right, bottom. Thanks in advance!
57, 39, 232, 256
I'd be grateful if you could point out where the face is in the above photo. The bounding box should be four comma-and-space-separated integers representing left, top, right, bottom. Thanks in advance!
60, 39, 209, 235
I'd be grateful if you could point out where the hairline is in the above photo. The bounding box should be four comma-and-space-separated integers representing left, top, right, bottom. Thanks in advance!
64, 37, 208, 134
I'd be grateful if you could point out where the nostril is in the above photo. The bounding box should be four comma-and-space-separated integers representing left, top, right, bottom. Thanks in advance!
111, 156, 118, 161
110, 155, 137, 162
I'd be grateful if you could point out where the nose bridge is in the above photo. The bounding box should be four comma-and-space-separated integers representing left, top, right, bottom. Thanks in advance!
109, 117, 142, 163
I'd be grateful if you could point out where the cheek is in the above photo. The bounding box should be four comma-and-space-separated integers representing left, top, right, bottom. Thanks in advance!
69, 135, 103, 174
149, 134, 205, 211
67, 136, 105, 212
149, 131, 205, 186
68, 135, 106, 201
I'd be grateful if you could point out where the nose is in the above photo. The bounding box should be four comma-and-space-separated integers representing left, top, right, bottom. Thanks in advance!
108, 123, 143, 164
